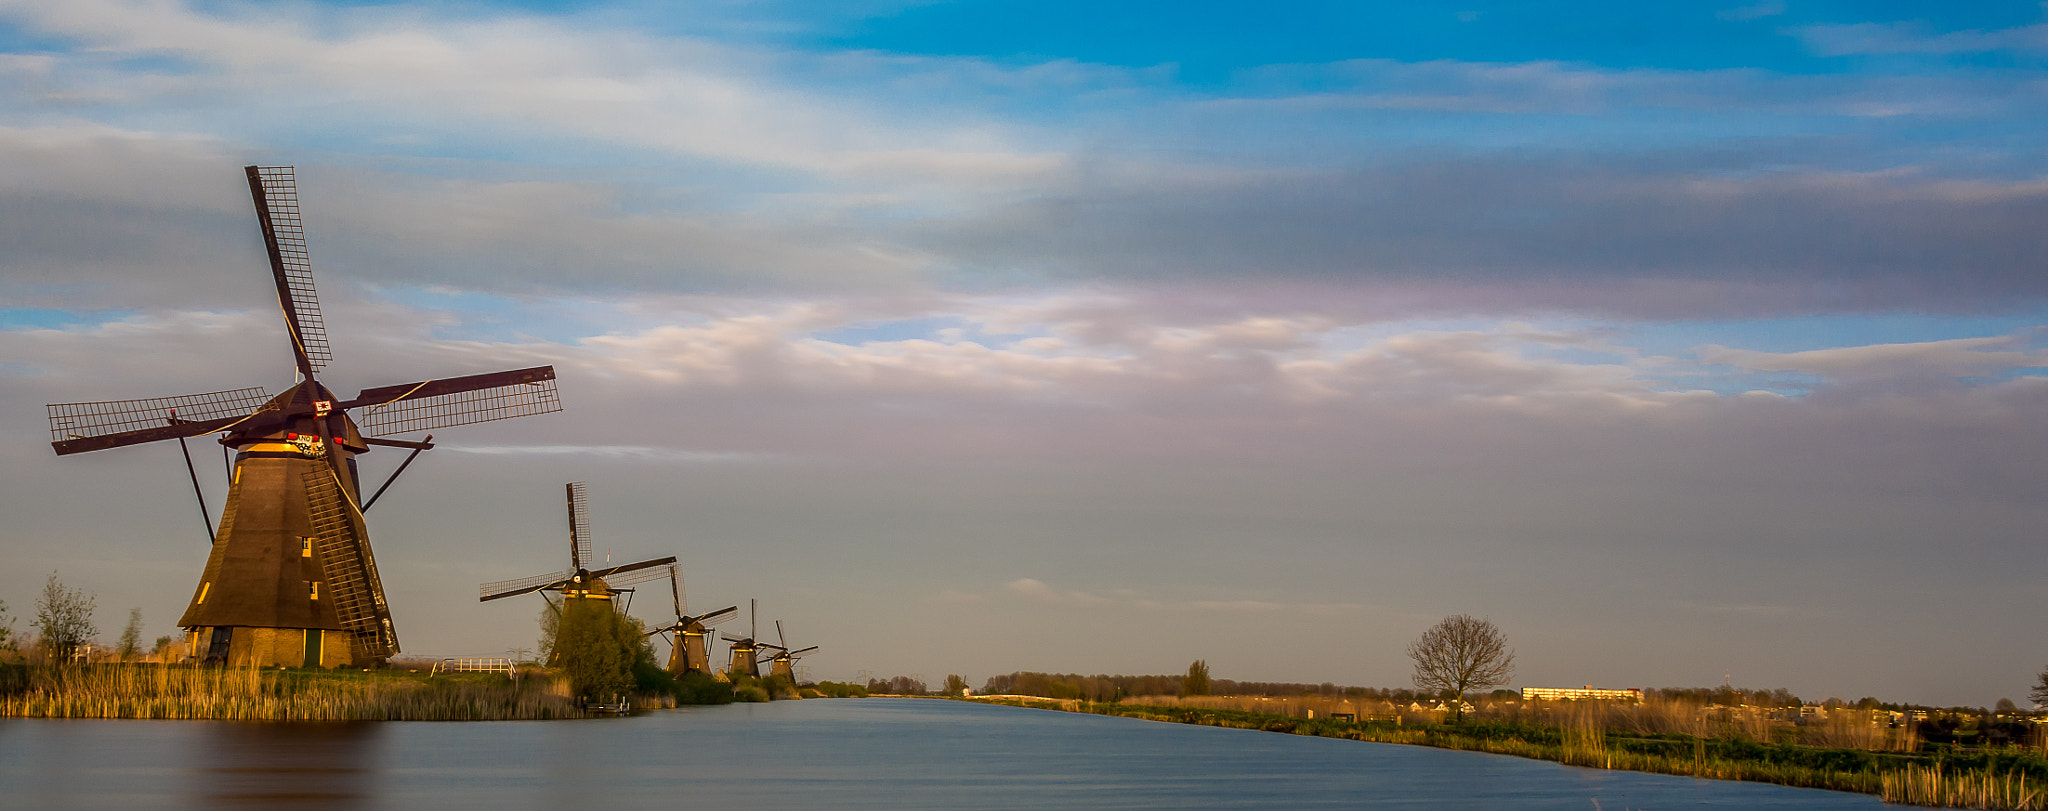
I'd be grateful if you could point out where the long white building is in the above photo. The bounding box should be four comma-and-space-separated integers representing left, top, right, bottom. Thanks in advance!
1522, 686, 1643, 702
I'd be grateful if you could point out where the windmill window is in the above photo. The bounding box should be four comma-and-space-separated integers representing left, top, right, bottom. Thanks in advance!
197, 582, 210, 604
308, 581, 319, 600
302, 538, 313, 558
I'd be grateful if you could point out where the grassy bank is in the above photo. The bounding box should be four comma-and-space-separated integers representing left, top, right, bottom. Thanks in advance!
968, 697, 2048, 809
0, 663, 585, 721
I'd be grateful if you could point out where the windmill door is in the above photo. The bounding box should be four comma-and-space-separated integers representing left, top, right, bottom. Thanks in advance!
303, 630, 323, 668
206, 627, 233, 662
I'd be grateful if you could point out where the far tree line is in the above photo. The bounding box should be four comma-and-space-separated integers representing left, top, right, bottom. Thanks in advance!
967, 615, 2048, 720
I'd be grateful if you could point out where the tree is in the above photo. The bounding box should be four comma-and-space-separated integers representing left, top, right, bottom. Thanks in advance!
1183, 659, 1212, 697
1996, 698, 2019, 715
547, 599, 641, 701
943, 674, 969, 696
2030, 665, 2048, 709
1407, 614, 1514, 722
0, 598, 14, 653
117, 608, 144, 660
33, 573, 97, 662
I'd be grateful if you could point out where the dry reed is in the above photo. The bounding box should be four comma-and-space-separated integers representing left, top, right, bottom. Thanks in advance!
0, 664, 585, 721
1884, 765, 2048, 810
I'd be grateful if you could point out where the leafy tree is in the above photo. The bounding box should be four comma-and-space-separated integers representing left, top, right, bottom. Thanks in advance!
943, 674, 969, 695
117, 608, 144, 660
1996, 697, 2019, 714
2030, 665, 2048, 709
1407, 614, 1514, 722
33, 573, 97, 662
547, 598, 641, 701
1183, 659, 1211, 696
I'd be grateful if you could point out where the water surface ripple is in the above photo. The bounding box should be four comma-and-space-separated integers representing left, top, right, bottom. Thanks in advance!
0, 697, 1886, 809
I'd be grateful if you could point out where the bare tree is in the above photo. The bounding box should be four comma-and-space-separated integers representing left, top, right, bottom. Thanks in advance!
2030, 665, 2048, 709
33, 573, 97, 663
1407, 614, 1514, 722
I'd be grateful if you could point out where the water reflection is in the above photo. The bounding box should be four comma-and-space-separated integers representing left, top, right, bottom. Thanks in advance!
187, 723, 383, 809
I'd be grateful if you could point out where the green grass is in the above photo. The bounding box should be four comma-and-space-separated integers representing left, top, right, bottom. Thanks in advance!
967, 698, 2048, 809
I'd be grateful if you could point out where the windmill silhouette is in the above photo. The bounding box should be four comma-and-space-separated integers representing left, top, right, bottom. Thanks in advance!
642, 565, 737, 675
720, 599, 766, 679
760, 619, 818, 684
478, 482, 676, 609
45, 166, 564, 668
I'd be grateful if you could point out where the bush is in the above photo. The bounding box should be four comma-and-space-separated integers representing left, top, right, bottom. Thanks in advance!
730, 675, 769, 703
814, 681, 869, 698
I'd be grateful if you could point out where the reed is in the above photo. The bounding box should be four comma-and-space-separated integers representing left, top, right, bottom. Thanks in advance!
1883, 765, 2048, 810
0, 664, 586, 721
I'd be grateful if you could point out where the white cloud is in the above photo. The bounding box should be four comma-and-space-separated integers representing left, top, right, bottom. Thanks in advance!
0, 0, 1066, 181
444, 445, 773, 464
1698, 336, 2046, 384
1797, 20, 2048, 56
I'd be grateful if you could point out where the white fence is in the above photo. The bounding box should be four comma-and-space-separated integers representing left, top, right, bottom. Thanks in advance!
430, 658, 515, 679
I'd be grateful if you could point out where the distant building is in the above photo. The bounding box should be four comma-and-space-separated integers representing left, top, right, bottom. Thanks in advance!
1522, 686, 1643, 702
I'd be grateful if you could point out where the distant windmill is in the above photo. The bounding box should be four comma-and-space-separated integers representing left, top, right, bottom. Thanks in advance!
643, 564, 737, 675
760, 620, 818, 684
478, 482, 676, 610
720, 599, 766, 679
45, 165, 564, 668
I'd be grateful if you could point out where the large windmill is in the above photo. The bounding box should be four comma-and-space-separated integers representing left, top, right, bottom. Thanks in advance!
760, 620, 818, 684
478, 482, 676, 610
642, 565, 737, 675
45, 166, 563, 669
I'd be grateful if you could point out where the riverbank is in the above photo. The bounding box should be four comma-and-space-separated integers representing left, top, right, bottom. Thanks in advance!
965, 696, 2048, 810
0, 663, 585, 721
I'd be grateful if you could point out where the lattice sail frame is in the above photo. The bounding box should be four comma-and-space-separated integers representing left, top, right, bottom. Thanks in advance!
47, 387, 270, 443
251, 166, 332, 372
604, 565, 671, 588
567, 481, 592, 568
479, 571, 568, 600
352, 378, 560, 436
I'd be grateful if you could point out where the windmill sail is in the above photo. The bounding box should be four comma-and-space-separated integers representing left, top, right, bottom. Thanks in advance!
347, 366, 560, 436
47, 388, 271, 455
567, 481, 591, 568
480, 571, 570, 602
247, 166, 331, 375
304, 469, 399, 660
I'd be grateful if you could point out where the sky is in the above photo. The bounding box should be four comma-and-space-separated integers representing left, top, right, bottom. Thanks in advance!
1, 0, 2045, 707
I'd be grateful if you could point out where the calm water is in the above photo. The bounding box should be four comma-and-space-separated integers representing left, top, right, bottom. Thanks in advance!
0, 698, 1885, 809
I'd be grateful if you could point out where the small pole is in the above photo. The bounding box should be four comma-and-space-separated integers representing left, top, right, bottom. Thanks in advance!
171, 410, 213, 543
363, 434, 433, 512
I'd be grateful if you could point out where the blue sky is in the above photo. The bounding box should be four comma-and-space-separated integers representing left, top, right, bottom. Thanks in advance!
1, 0, 2045, 706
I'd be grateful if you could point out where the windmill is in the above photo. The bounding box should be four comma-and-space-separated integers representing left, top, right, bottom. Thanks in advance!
720, 599, 766, 679
642, 565, 737, 675
45, 165, 564, 669
760, 620, 818, 684
478, 482, 676, 612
